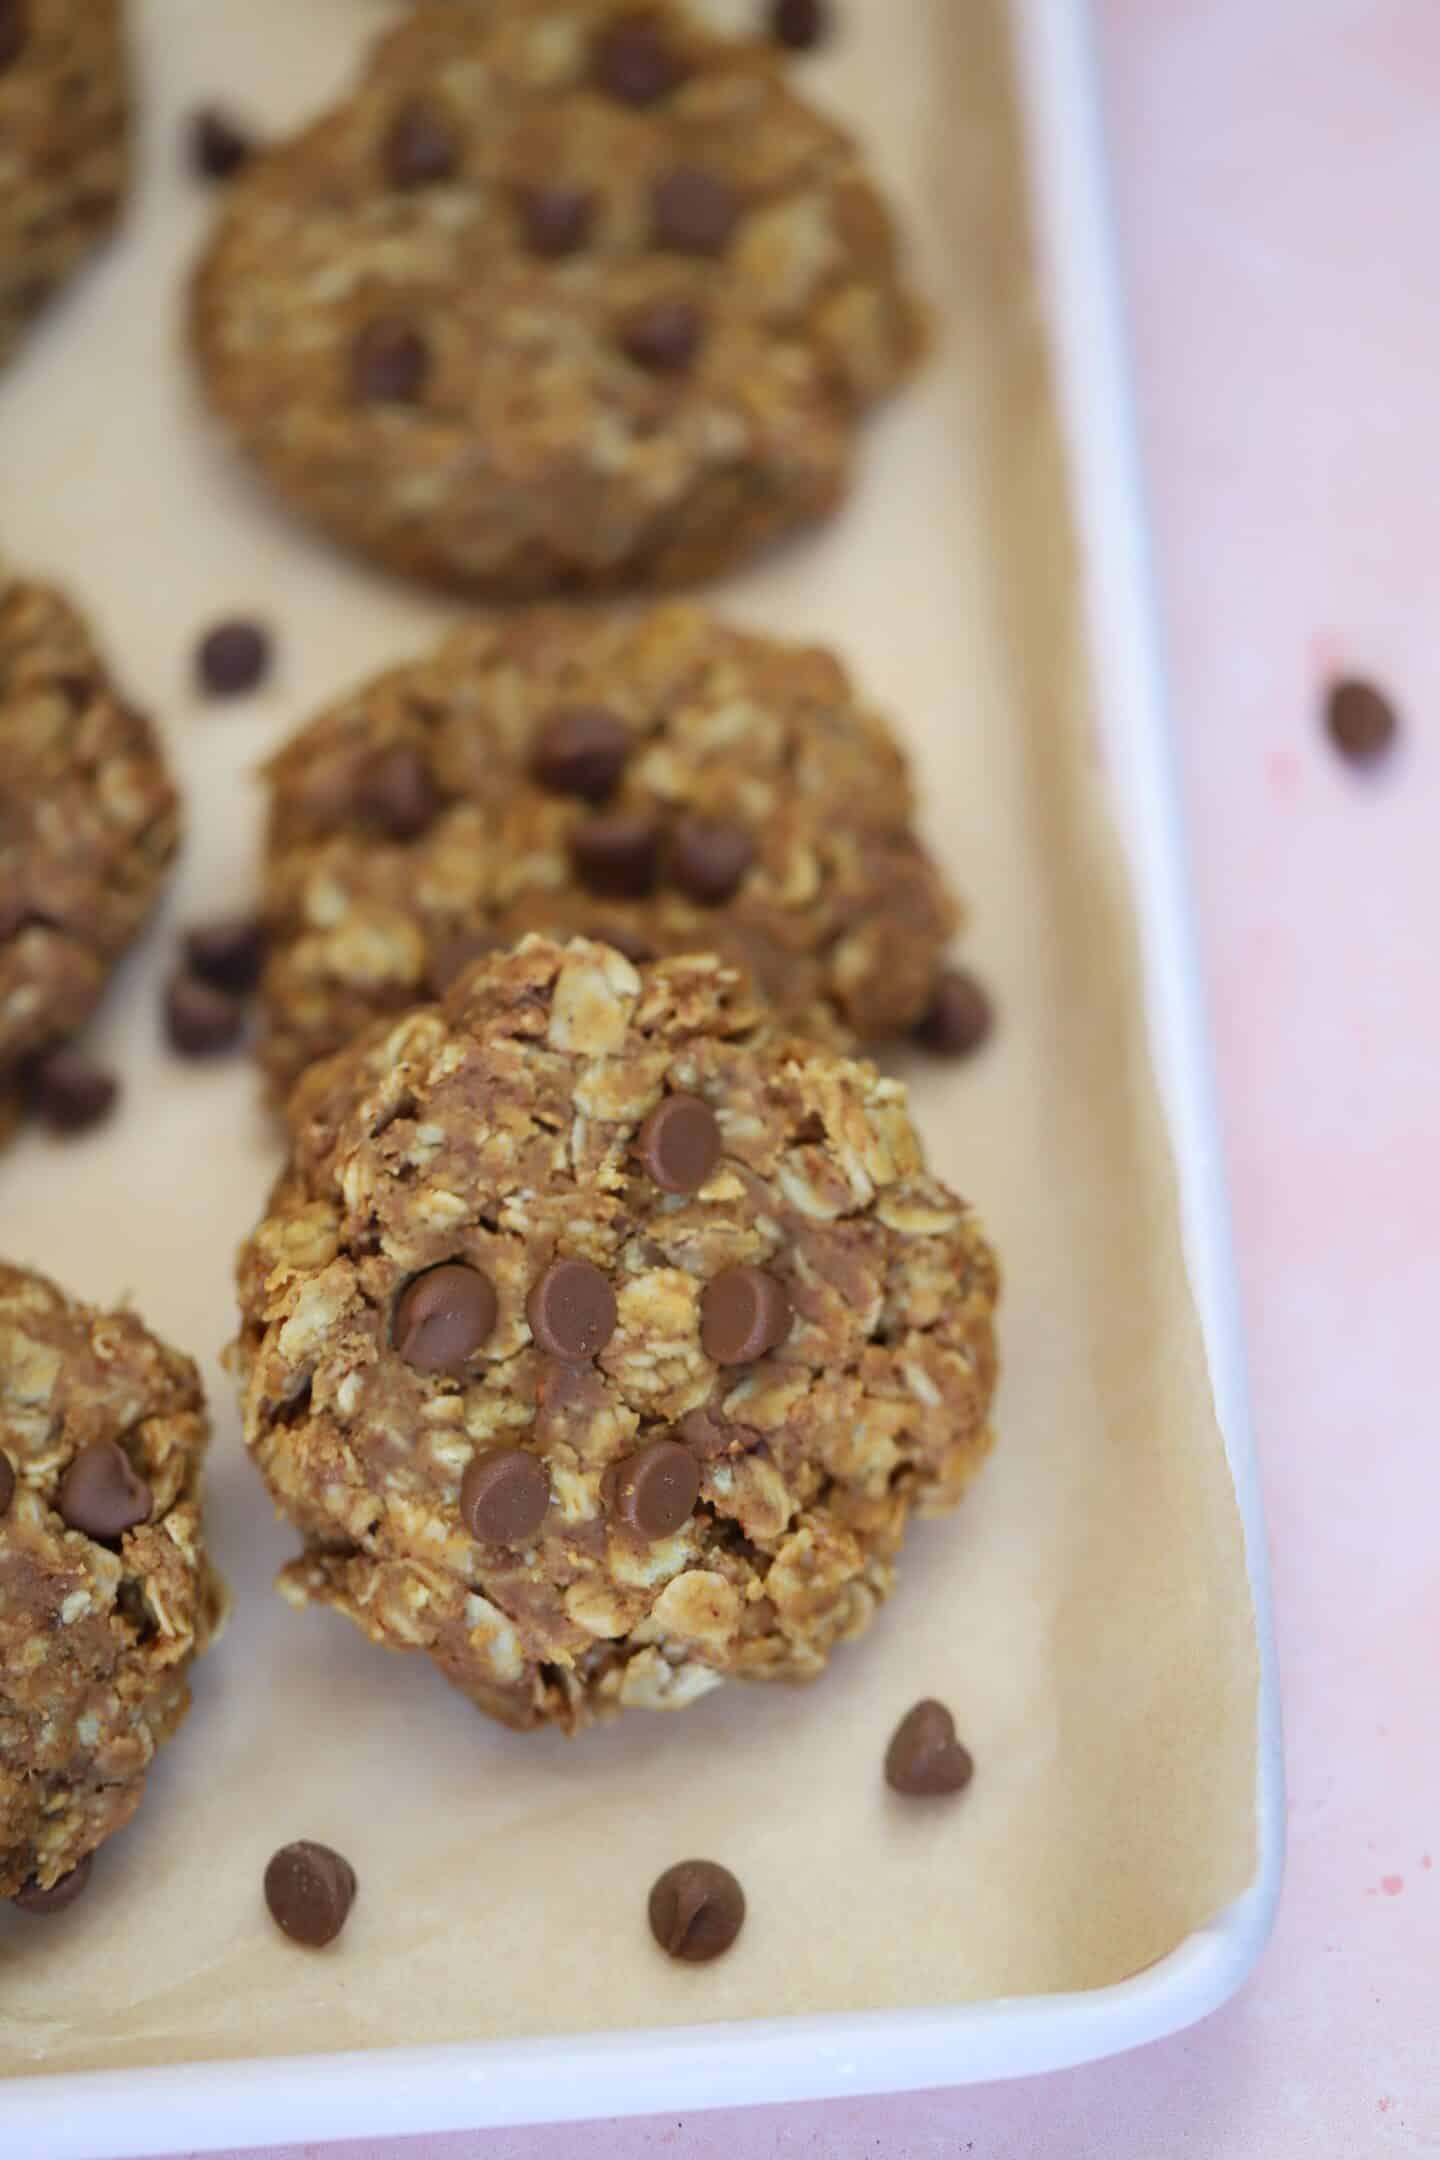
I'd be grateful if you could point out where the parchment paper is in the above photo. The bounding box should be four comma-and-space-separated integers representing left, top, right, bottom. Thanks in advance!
0, 0, 1257, 2075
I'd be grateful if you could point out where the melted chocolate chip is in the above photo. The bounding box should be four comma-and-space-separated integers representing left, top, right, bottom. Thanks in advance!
351, 317, 430, 403
57, 1440, 152, 1543
393, 1262, 498, 1374
460, 1447, 551, 1544
385, 100, 459, 188
648, 1859, 746, 1962
883, 1698, 974, 1797
0, 1450, 14, 1517
769, 0, 829, 49
633, 1093, 720, 1193
185, 913, 265, 995
531, 705, 629, 802
0, 0, 27, 73
592, 11, 686, 104
358, 745, 441, 840
612, 1438, 699, 1540
166, 972, 246, 1056
264, 1840, 356, 1948
527, 1258, 617, 1361
189, 105, 254, 181
570, 811, 662, 897
13, 1853, 92, 1914
196, 618, 270, 698
519, 185, 594, 258
620, 298, 704, 373
912, 968, 993, 1058
23, 1046, 117, 1134
668, 814, 753, 905
700, 1266, 791, 1365
652, 167, 738, 256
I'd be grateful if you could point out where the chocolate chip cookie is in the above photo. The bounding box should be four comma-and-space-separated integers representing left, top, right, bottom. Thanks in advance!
191, 0, 924, 595
0, 0, 130, 369
258, 604, 959, 1098
0, 577, 180, 1141
234, 935, 998, 1733
0, 1262, 225, 1903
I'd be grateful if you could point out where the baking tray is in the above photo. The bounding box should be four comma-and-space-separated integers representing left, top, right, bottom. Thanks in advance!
0, 1, 1283, 2149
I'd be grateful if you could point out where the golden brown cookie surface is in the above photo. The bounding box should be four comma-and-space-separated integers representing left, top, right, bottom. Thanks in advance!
191, 0, 923, 595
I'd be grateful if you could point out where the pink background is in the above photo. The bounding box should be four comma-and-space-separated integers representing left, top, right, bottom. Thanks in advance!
175, 1, 1437, 2153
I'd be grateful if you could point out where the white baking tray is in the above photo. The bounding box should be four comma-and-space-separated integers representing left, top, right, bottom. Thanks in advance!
0, 3, 1283, 2149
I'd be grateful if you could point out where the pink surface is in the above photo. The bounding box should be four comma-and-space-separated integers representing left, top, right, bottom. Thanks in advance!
173, 3, 1437, 2153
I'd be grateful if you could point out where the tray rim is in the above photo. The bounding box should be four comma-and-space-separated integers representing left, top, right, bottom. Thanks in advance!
0, 3, 1284, 2149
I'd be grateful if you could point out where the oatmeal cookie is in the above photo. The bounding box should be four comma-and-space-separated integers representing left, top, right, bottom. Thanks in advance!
0, 0, 130, 369
259, 604, 958, 1098
234, 935, 998, 1734
0, 1262, 225, 1903
191, 0, 924, 595
0, 577, 180, 1139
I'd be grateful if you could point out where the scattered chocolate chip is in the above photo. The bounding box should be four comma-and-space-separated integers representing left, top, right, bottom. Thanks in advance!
165, 972, 246, 1056
673, 1405, 737, 1458
0, 0, 27, 73
351, 316, 430, 404
648, 1859, 745, 1962
527, 1257, 617, 1361
652, 167, 738, 256
263, 1840, 356, 1948
769, 0, 829, 49
570, 811, 662, 898
531, 704, 630, 802
460, 1447, 551, 1544
196, 618, 270, 698
668, 813, 754, 905
428, 927, 504, 993
1325, 676, 1397, 764
592, 11, 685, 104
591, 923, 656, 966
0, 1450, 13, 1517
612, 1438, 699, 1540
393, 1262, 498, 1374
13, 1853, 92, 1915
700, 1265, 791, 1365
620, 298, 704, 373
358, 744, 441, 840
912, 968, 993, 1058
633, 1093, 720, 1193
185, 913, 265, 995
385, 99, 458, 188
884, 1698, 974, 1797
518, 184, 594, 258
57, 1439, 152, 1543
23, 1046, 117, 1134
189, 105, 253, 181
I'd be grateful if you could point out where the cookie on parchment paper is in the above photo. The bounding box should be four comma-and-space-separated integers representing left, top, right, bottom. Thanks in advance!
191, 0, 925, 595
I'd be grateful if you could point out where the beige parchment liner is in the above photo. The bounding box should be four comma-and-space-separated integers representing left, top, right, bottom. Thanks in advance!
0, 0, 1257, 2074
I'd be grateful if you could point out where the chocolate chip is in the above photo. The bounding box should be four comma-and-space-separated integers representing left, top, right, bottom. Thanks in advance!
518, 185, 594, 259
358, 745, 441, 840
769, 0, 829, 49
668, 814, 753, 905
0, 1450, 13, 1517
612, 1438, 699, 1540
652, 168, 738, 256
620, 298, 704, 373
700, 1265, 791, 1365
912, 968, 993, 1058
385, 100, 458, 188
531, 705, 630, 802
428, 927, 504, 993
460, 1447, 551, 1544
648, 1859, 745, 1962
0, 0, 27, 73
633, 1093, 720, 1194
196, 618, 270, 698
527, 1257, 617, 1361
166, 972, 246, 1056
23, 1046, 117, 1134
57, 1440, 152, 1543
393, 1262, 498, 1374
185, 913, 265, 995
592, 11, 685, 104
673, 1405, 738, 1458
13, 1853, 92, 1915
189, 105, 254, 181
592, 923, 657, 966
351, 317, 430, 403
263, 1840, 356, 1948
884, 1698, 974, 1797
1326, 676, 1397, 763
570, 811, 662, 898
